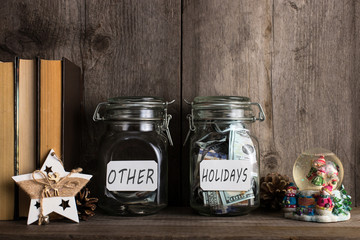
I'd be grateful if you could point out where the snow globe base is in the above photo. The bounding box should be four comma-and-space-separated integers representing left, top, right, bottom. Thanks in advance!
283, 148, 352, 223
284, 211, 350, 223
284, 188, 351, 223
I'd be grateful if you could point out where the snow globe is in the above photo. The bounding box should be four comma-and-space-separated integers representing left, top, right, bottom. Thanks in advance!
283, 148, 352, 222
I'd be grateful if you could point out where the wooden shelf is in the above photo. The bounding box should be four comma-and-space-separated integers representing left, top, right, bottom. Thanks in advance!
0, 207, 359, 239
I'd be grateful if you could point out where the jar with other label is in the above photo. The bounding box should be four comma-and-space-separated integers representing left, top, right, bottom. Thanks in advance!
185, 96, 265, 216
93, 97, 173, 215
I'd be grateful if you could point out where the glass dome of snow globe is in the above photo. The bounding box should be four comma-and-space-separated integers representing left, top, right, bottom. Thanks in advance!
293, 148, 344, 191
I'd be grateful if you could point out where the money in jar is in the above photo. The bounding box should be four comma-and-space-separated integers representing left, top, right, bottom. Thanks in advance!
184, 96, 265, 216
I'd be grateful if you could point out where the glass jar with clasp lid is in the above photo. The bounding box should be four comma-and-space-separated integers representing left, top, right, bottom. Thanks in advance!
184, 96, 265, 216
93, 96, 174, 215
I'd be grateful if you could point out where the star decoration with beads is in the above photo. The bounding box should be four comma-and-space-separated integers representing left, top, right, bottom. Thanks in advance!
12, 149, 92, 225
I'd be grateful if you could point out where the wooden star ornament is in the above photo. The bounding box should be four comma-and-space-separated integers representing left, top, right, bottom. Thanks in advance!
12, 149, 92, 225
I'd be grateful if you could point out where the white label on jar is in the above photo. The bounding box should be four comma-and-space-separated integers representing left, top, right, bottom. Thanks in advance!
200, 160, 251, 191
106, 161, 158, 191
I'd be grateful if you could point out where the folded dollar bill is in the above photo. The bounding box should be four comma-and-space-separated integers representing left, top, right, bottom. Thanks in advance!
219, 190, 254, 206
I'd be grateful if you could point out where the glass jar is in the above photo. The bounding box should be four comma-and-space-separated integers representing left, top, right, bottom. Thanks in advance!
185, 96, 265, 216
93, 96, 173, 215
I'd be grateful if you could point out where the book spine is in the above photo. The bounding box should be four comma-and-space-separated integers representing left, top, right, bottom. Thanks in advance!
61, 58, 82, 170
14, 57, 19, 176
61, 59, 65, 167
35, 57, 40, 169
14, 56, 19, 219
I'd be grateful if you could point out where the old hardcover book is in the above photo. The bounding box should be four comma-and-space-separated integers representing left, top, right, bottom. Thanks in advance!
16, 58, 37, 217
37, 59, 62, 166
61, 58, 82, 171
0, 61, 15, 220
37, 58, 82, 170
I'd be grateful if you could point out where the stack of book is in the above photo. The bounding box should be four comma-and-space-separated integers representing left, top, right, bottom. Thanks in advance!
0, 57, 82, 220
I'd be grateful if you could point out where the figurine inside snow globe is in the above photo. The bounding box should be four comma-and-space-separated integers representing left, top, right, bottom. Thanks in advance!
283, 148, 352, 222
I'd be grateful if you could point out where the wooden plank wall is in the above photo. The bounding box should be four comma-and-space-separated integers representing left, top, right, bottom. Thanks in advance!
182, 0, 274, 204
82, 0, 181, 205
0, 0, 359, 206
183, 0, 360, 206
272, 0, 360, 206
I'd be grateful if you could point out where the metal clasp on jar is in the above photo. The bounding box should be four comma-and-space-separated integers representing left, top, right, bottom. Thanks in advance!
162, 100, 175, 146
183, 100, 195, 146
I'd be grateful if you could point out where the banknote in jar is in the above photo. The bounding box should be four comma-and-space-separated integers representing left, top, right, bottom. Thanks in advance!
227, 128, 257, 205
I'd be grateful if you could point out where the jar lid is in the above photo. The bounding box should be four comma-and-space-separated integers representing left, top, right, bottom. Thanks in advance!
93, 96, 173, 121
93, 96, 174, 146
193, 96, 251, 107
108, 96, 166, 108
191, 96, 265, 122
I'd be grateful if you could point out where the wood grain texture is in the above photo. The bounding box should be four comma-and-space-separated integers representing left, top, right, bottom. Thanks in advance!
272, 0, 360, 205
0, 0, 84, 168
83, 0, 181, 204
182, 0, 274, 204
0, 0, 359, 208
0, 0, 83, 65
0, 0, 182, 205
354, 1, 360, 207
0, 207, 359, 239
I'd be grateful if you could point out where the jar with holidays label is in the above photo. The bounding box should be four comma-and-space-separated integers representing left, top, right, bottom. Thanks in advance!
185, 96, 265, 216
93, 97, 173, 215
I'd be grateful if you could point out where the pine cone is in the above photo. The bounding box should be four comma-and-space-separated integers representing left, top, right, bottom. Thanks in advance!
76, 188, 98, 220
260, 173, 291, 210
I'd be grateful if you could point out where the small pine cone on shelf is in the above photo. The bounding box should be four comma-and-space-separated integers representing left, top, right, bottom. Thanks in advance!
76, 188, 98, 220
260, 173, 291, 210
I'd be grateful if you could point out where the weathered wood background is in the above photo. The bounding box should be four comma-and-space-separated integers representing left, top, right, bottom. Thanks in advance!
0, 0, 359, 206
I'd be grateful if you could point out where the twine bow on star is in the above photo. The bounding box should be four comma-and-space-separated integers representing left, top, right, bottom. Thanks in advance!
31, 153, 83, 225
